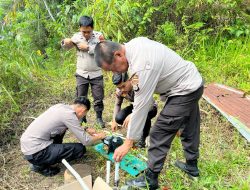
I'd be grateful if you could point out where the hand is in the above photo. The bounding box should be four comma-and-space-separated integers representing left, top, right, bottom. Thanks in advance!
115, 91, 119, 97
93, 132, 106, 140
89, 132, 106, 145
111, 121, 118, 132
131, 75, 139, 86
62, 38, 72, 45
113, 139, 133, 162
61, 38, 74, 48
122, 114, 131, 128
86, 128, 96, 135
99, 35, 105, 42
77, 42, 89, 51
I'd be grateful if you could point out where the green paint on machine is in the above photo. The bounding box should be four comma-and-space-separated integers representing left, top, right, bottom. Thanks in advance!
94, 143, 147, 176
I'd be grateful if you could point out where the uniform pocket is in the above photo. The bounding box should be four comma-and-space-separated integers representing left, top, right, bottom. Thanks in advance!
31, 149, 47, 164
161, 104, 191, 117
159, 115, 187, 132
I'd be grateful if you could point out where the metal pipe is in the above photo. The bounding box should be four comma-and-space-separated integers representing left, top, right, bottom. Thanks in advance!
62, 159, 90, 190
138, 154, 148, 161
114, 162, 120, 187
106, 161, 111, 184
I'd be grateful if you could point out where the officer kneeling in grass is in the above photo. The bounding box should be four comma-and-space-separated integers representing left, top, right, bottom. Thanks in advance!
94, 37, 204, 189
111, 73, 158, 148
20, 96, 105, 176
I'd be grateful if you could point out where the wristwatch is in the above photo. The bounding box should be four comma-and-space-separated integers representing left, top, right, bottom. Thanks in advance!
133, 84, 140, 92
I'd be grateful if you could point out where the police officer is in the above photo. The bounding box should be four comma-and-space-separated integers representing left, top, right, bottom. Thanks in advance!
61, 16, 105, 127
20, 96, 106, 176
112, 73, 158, 148
94, 37, 204, 189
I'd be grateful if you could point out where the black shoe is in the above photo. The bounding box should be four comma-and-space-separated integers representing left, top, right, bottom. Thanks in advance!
175, 160, 199, 178
30, 164, 60, 177
97, 117, 105, 128
126, 169, 159, 190
136, 137, 146, 148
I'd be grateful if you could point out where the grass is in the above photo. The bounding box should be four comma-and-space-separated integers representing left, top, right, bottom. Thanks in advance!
184, 37, 250, 93
162, 101, 249, 190
0, 36, 249, 189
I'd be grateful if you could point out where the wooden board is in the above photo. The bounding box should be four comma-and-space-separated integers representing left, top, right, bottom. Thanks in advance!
203, 83, 250, 141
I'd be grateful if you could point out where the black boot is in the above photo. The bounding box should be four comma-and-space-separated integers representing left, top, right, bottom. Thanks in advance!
175, 160, 199, 178
136, 137, 146, 148
96, 111, 105, 128
126, 168, 159, 190
30, 164, 60, 177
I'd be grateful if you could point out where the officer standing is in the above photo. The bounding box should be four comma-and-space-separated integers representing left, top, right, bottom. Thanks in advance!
61, 16, 105, 127
94, 37, 204, 189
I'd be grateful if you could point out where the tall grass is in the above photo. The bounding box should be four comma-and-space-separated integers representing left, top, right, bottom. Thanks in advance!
182, 37, 250, 92
0, 1, 249, 189
0, 40, 74, 131
1, 36, 249, 130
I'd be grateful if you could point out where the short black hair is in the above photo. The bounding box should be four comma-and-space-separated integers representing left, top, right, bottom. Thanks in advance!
79, 16, 94, 28
112, 73, 128, 85
94, 40, 121, 67
74, 96, 91, 110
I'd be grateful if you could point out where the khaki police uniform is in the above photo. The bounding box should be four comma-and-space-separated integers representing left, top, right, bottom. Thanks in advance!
21, 104, 92, 167
113, 88, 158, 140
63, 31, 104, 113
125, 37, 204, 172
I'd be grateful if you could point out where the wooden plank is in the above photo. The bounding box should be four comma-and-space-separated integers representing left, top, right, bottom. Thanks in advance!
203, 83, 250, 142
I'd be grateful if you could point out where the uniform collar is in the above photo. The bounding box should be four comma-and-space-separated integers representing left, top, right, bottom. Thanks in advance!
79, 31, 95, 42
124, 43, 133, 73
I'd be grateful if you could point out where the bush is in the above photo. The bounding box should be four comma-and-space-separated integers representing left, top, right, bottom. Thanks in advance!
0, 0, 249, 131
155, 21, 177, 48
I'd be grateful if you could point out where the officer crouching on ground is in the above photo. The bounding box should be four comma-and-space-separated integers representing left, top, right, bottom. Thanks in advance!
111, 73, 158, 148
20, 96, 106, 176
94, 37, 204, 189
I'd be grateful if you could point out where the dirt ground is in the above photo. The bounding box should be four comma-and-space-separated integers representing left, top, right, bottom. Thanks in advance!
0, 94, 129, 190
0, 97, 249, 190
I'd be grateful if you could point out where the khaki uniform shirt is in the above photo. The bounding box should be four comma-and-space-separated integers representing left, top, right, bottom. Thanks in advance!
125, 37, 203, 140
20, 104, 92, 155
112, 89, 157, 121
64, 31, 103, 79
112, 89, 134, 120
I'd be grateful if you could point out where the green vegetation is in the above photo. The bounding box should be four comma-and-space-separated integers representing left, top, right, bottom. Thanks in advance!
185, 37, 250, 91
0, 0, 249, 189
